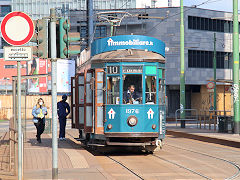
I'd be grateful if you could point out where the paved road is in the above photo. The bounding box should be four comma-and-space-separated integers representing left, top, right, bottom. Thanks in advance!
2, 120, 240, 179
95, 135, 240, 179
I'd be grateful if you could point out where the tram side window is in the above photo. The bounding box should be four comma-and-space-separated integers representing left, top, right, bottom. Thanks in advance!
107, 76, 120, 104
159, 79, 165, 105
123, 75, 142, 104
145, 76, 156, 104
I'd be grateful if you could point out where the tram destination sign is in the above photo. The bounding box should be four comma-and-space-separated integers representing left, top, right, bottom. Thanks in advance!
4, 46, 32, 61
123, 66, 142, 74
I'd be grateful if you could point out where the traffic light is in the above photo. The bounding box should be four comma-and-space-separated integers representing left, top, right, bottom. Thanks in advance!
31, 19, 48, 58
59, 18, 81, 58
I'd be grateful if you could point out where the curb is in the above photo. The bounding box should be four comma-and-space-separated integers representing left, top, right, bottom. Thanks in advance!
167, 130, 240, 148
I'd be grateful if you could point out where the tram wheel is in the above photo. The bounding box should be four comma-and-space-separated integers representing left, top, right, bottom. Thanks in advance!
144, 145, 157, 154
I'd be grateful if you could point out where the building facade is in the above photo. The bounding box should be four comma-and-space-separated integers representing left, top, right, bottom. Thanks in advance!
0, 2, 236, 115
70, 7, 235, 117
11, 0, 180, 20
136, 0, 180, 8
0, 0, 11, 58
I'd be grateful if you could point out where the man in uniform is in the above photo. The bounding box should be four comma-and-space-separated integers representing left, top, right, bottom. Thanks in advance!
57, 94, 70, 140
124, 85, 140, 104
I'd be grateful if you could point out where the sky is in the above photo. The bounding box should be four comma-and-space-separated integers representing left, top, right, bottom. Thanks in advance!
183, 0, 238, 12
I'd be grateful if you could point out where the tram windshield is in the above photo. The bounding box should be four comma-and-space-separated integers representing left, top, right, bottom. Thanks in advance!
123, 75, 142, 104
145, 76, 156, 104
107, 76, 120, 104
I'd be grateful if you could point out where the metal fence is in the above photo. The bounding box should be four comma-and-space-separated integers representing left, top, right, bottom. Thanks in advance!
175, 109, 198, 127
198, 110, 232, 131
175, 109, 232, 132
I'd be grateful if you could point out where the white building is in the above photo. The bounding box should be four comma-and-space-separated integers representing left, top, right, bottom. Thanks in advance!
136, 0, 180, 8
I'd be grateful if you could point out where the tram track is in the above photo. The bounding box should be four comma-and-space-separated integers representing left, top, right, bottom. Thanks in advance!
164, 143, 240, 180
151, 154, 212, 180
106, 155, 145, 180
67, 131, 240, 179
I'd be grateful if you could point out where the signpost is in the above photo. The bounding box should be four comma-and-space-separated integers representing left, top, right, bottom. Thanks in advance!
1, 12, 34, 46
207, 82, 215, 93
4, 46, 32, 61
1, 11, 34, 180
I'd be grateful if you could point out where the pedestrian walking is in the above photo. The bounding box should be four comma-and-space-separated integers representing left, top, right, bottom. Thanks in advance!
57, 94, 70, 141
32, 98, 48, 143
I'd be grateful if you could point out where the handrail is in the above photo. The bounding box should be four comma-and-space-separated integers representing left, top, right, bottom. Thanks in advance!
175, 109, 198, 127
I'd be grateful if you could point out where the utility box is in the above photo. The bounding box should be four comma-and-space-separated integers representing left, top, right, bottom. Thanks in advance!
218, 116, 233, 133
218, 116, 225, 133
44, 118, 52, 134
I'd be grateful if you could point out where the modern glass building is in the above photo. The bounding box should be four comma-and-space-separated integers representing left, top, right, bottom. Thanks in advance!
11, 0, 137, 19
12, 0, 83, 19
0, 0, 11, 58
11, 0, 179, 20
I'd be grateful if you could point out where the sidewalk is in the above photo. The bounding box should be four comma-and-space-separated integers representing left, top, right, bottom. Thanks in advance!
167, 123, 240, 148
23, 129, 112, 180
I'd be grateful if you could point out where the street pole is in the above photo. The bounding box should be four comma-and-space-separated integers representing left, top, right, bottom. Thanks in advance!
17, 61, 22, 180
233, 0, 240, 134
180, 0, 186, 128
213, 33, 217, 111
87, 0, 93, 46
50, 8, 58, 179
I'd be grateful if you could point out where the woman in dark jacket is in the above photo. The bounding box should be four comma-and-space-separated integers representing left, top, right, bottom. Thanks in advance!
32, 98, 47, 143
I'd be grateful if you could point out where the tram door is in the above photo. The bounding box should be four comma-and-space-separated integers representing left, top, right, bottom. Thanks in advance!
77, 73, 84, 129
94, 68, 105, 134
158, 68, 166, 137
84, 70, 93, 133
71, 77, 76, 128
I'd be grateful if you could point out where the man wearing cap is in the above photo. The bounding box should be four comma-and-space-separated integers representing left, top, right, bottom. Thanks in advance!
57, 94, 70, 141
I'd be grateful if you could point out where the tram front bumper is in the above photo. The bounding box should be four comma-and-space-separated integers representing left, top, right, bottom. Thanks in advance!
104, 132, 159, 138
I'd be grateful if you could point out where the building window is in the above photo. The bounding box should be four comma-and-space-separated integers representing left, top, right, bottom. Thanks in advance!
1, 5, 11, 17
188, 50, 232, 69
5, 65, 17, 69
78, 25, 107, 39
95, 26, 107, 38
0, 53, 3, 58
79, 26, 87, 38
188, 16, 234, 33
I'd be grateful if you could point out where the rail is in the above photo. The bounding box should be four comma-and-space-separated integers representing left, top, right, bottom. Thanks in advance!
9, 118, 17, 175
175, 109, 198, 127
198, 110, 231, 131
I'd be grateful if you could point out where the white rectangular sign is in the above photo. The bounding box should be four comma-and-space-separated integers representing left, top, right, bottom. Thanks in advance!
4, 46, 32, 61
57, 59, 75, 93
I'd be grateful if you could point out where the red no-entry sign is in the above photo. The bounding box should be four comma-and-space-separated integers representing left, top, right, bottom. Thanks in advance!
1, 11, 34, 46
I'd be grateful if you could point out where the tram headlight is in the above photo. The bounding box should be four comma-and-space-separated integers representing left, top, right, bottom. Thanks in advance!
127, 116, 138, 127
152, 124, 156, 130
107, 124, 112, 130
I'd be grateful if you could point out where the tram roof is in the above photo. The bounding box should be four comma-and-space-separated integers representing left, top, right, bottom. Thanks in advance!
91, 49, 165, 63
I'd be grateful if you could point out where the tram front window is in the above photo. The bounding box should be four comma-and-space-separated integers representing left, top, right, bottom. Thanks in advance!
123, 75, 142, 104
107, 76, 120, 104
145, 76, 156, 104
